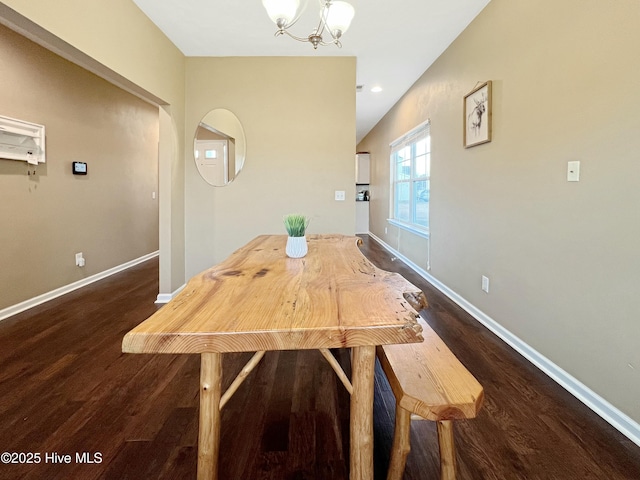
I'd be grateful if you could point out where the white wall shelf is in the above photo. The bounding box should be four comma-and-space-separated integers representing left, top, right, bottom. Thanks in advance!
0, 115, 46, 165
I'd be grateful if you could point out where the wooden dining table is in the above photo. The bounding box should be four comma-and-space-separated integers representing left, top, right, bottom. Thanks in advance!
122, 234, 426, 480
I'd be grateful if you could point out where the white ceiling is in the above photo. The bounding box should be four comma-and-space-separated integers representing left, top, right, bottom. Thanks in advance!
131, 0, 490, 143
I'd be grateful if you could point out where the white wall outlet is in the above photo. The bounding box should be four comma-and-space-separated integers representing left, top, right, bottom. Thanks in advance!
152, 191, 156, 199
482, 275, 490, 293
335, 190, 345, 201
567, 161, 580, 182
75, 252, 85, 267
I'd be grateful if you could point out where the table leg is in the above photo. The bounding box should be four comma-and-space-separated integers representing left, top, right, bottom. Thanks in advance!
350, 345, 376, 480
198, 352, 223, 480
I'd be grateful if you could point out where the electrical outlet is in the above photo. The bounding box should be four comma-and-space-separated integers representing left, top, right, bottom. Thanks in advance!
75, 252, 85, 267
335, 190, 345, 201
567, 161, 580, 182
482, 275, 490, 293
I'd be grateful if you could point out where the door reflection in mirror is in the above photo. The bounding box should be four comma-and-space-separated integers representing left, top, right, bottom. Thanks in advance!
194, 109, 246, 186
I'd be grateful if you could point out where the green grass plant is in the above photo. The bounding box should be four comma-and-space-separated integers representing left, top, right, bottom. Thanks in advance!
283, 214, 309, 237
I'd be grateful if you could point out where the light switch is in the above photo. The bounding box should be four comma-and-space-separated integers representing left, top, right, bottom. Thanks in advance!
567, 161, 580, 182
335, 190, 346, 201
482, 275, 490, 293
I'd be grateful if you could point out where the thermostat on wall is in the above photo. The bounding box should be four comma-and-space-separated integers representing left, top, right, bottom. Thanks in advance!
72, 161, 87, 175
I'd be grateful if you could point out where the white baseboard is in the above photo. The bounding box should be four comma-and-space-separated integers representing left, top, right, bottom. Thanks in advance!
0, 251, 159, 323
155, 293, 174, 304
155, 283, 186, 304
368, 232, 640, 447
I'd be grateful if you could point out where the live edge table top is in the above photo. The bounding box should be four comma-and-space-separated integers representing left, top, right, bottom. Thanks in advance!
122, 234, 426, 355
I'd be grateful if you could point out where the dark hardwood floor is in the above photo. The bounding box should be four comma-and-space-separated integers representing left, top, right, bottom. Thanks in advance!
0, 236, 639, 479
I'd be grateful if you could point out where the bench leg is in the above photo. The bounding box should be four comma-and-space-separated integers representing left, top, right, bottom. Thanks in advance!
386, 404, 411, 480
437, 420, 456, 480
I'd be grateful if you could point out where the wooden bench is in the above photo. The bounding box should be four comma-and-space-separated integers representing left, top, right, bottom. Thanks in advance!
377, 317, 484, 480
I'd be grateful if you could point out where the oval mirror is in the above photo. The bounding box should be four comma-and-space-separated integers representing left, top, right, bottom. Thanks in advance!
194, 108, 246, 186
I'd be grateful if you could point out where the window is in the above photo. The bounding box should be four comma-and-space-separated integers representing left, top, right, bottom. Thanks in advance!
390, 121, 430, 234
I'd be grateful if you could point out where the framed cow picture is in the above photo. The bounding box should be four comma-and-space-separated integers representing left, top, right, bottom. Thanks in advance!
463, 81, 492, 148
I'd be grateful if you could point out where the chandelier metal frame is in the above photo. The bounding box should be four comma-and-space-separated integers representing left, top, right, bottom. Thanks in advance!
263, 0, 355, 50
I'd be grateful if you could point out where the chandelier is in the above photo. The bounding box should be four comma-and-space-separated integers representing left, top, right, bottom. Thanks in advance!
262, 0, 355, 49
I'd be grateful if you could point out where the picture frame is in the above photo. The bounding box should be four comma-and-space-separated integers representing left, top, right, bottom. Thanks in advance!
463, 80, 492, 148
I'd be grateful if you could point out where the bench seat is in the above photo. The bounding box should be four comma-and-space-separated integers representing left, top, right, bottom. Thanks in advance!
377, 317, 484, 480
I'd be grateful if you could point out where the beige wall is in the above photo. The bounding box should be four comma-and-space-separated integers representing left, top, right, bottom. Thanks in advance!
1, 0, 187, 295
185, 57, 356, 278
358, 0, 640, 423
0, 0, 182, 104
0, 23, 158, 309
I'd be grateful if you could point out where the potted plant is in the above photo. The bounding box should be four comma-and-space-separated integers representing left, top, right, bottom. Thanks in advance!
283, 214, 310, 258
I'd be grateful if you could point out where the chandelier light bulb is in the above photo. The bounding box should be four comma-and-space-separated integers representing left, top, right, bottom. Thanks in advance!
262, 0, 300, 27
322, 1, 355, 37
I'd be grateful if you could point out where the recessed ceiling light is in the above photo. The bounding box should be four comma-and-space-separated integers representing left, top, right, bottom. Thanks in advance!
371, 86, 382, 93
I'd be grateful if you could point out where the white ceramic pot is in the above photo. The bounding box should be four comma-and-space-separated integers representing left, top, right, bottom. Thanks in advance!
286, 236, 308, 258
